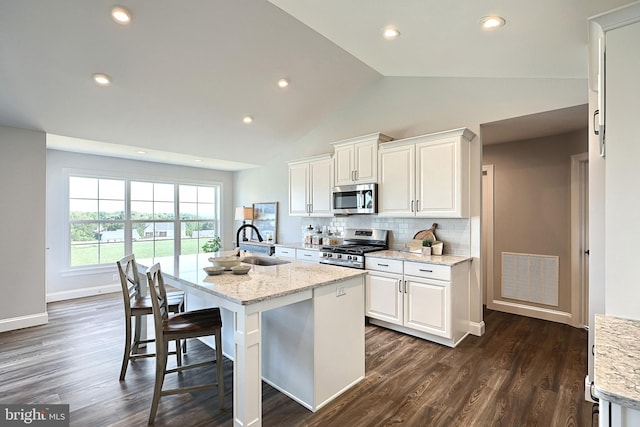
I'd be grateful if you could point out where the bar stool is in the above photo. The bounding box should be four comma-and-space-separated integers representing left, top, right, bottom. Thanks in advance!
116, 254, 185, 381
146, 263, 224, 424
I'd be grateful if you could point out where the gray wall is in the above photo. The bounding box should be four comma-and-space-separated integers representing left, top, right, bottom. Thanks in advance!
46, 149, 234, 300
0, 125, 47, 331
483, 129, 588, 313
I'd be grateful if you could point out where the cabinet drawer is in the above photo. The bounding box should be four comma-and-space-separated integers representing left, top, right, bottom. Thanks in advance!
297, 249, 319, 262
365, 257, 403, 274
274, 247, 296, 259
404, 262, 450, 281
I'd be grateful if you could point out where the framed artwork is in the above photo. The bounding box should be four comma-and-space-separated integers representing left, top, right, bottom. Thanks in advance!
250, 202, 277, 243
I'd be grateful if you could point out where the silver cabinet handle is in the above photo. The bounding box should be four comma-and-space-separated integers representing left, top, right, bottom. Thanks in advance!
411, 200, 414, 212
303, 254, 312, 257
404, 280, 408, 293
419, 269, 433, 273
398, 279, 402, 293
354, 170, 358, 181
377, 263, 389, 267
416, 199, 419, 211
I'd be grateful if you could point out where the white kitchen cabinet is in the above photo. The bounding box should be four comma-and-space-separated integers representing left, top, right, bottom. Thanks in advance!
332, 133, 392, 186
274, 246, 296, 259
365, 256, 470, 347
296, 248, 319, 262
365, 258, 403, 325
288, 154, 333, 217
378, 128, 474, 218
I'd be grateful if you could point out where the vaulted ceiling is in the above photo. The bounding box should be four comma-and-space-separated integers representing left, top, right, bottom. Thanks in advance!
0, 0, 632, 169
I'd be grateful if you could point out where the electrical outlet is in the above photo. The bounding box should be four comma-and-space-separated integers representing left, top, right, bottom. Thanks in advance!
336, 286, 346, 297
112, 274, 118, 282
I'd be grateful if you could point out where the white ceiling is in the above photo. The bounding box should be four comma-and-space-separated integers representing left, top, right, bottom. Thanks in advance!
0, 0, 633, 170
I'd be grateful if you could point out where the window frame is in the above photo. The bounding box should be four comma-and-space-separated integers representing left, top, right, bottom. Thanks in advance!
64, 169, 222, 273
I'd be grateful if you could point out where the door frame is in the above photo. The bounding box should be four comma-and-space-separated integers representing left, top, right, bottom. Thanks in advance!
570, 152, 589, 328
481, 165, 494, 308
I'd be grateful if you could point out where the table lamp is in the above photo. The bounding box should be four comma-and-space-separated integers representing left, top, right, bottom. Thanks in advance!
235, 206, 254, 241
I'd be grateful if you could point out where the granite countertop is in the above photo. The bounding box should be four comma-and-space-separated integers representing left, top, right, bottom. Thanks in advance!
594, 314, 640, 410
164, 255, 365, 306
365, 250, 472, 266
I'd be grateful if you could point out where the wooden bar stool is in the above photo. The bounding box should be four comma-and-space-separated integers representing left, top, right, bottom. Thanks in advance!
146, 263, 224, 425
116, 254, 185, 381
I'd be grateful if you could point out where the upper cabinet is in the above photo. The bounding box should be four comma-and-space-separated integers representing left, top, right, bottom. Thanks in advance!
332, 133, 393, 186
378, 128, 475, 218
288, 154, 333, 217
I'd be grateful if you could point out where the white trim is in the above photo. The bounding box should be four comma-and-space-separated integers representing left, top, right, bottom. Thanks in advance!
469, 321, 486, 336
47, 284, 120, 302
570, 152, 589, 328
490, 299, 572, 324
0, 312, 48, 333
482, 165, 495, 308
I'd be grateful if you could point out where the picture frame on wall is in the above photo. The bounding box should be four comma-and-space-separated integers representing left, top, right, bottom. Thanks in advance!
250, 202, 277, 243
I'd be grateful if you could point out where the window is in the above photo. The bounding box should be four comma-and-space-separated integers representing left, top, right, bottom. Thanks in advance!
68, 176, 220, 268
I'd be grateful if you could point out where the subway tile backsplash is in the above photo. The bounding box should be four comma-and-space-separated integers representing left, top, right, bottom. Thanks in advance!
302, 217, 471, 256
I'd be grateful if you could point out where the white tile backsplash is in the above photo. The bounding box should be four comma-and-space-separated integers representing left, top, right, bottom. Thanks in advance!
303, 216, 471, 256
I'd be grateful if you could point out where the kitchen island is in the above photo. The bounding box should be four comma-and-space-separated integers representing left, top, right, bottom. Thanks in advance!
154, 254, 366, 427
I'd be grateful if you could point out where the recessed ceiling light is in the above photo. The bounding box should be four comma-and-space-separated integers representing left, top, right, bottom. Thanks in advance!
278, 78, 289, 88
111, 6, 132, 25
383, 27, 400, 40
243, 115, 253, 124
194, 159, 202, 163
92, 73, 112, 86
480, 16, 506, 30
136, 150, 146, 154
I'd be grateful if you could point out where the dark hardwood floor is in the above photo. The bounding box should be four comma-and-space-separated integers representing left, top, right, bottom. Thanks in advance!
0, 294, 595, 426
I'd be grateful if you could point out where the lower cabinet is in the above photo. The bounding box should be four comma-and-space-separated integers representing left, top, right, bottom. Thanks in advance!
365, 256, 470, 347
274, 246, 296, 259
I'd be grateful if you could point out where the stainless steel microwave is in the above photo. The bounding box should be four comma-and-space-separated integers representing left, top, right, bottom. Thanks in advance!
331, 183, 377, 215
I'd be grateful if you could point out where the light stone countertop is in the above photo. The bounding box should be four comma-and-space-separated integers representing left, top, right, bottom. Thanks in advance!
162, 255, 365, 306
594, 314, 640, 410
365, 250, 472, 266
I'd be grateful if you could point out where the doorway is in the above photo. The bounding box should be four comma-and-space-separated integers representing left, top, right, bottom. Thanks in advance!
570, 152, 589, 328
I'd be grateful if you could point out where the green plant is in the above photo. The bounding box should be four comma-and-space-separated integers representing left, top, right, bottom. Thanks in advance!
422, 240, 433, 247
202, 236, 222, 253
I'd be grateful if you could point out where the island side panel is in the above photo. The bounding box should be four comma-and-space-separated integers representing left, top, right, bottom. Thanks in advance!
314, 276, 365, 409
261, 300, 315, 409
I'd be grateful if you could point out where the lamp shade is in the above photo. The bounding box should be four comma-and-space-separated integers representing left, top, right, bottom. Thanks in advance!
235, 206, 254, 221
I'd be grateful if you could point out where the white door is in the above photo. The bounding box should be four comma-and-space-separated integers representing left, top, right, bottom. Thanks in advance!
416, 138, 457, 216
365, 271, 402, 325
288, 162, 309, 216
354, 140, 377, 183
404, 277, 450, 338
309, 158, 332, 216
378, 145, 414, 216
333, 145, 354, 186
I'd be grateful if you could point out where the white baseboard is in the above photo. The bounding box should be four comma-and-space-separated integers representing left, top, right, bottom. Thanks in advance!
469, 321, 485, 336
0, 312, 48, 333
46, 284, 120, 302
488, 299, 573, 325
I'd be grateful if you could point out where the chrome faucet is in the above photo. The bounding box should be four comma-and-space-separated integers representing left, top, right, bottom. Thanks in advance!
236, 224, 264, 256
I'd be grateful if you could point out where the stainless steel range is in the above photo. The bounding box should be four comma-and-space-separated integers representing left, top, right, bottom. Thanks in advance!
319, 228, 388, 269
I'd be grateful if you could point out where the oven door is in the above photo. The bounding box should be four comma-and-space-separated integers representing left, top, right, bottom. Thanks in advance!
331, 184, 377, 215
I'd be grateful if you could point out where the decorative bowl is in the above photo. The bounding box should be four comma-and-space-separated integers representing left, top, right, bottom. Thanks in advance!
203, 266, 225, 275
209, 256, 242, 270
230, 265, 251, 275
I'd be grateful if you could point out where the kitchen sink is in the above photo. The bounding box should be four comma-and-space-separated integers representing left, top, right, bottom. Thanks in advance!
242, 256, 291, 266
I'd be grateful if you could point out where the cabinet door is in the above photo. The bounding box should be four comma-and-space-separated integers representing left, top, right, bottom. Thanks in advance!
378, 145, 414, 216
333, 144, 354, 186
415, 138, 465, 217
366, 271, 403, 325
404, 277, 450, 338
289, 162, 309, 216
309, 158, 333, 216
354, 140, 377, 183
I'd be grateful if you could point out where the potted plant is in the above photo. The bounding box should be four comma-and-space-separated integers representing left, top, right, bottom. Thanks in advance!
202, 236, 222, 253
422, 239, 432, 255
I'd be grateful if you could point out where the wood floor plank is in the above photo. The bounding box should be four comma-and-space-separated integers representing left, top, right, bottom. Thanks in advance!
0, 294, 594, 426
